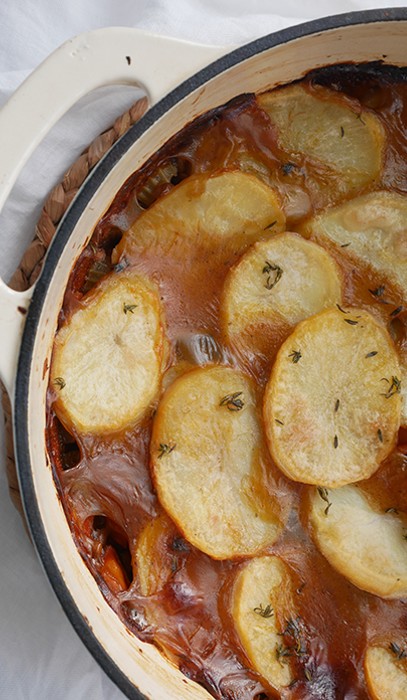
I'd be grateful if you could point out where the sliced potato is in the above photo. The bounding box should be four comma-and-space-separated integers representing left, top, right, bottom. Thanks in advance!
136, 513, 180, 596
151, 366, 281, 559
231, 556, 294, 690
51, 272, 167, 434
258, 84, 385, 196
222, 232, 342, 343
303, 191, 407, 299
264, 307, 401, 487
365, 643, 407, 699
112, 170, 285, 262
309, 484, 407, 598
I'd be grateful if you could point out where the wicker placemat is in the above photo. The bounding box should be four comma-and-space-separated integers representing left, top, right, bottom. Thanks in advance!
1, 96, 148, 520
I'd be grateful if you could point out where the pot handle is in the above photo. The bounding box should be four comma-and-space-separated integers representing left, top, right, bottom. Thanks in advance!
0, 27, 228, 399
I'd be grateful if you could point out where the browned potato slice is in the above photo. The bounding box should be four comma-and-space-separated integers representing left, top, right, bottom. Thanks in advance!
258, 84, 384, 196
264, 307, 401, 487
309, 484, 407, 598
113, 171, 285, 262
136, 513, 179, 596
231, 556, 294, 690
303, 191, 407, 299
151, 366, 281, 559
365, 643, 407, 699
222, 232, 342, 343
51, 272, 167, 434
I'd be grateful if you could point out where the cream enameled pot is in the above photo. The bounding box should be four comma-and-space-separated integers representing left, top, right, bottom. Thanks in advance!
0, 10, 406, 699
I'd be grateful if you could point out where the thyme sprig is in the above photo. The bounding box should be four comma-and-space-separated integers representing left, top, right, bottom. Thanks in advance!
220, 391, 244, 412
253, 603, 274, 618
262, 260, 283, 290
289, 350, 302, 364
158, 443, 176, 459
53, 377, 66, 390
123, 303, 138, 314
381, 376, 401, 399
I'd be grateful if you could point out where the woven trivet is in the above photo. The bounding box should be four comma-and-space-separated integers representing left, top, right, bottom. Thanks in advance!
1, 96, 148, 520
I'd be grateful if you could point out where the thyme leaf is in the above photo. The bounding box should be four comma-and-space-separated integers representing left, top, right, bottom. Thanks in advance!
378, 428, 383, 443
334, 399, 340, 413
344, 318, 359, 326
275, 418, 284, 426
334, 435, 339, 449
53, 377, 66, 390
366, 351, 378, 358
389, 642, 407, 660
390, 305, 403, 317
220, 391, 244, 412
317, 486, 332, 516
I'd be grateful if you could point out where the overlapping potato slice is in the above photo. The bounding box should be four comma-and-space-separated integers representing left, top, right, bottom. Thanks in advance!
151, 366, 281, 559
136, 513, 180, 596
51, 272, 167, 434
264, 307, 401, 487
303, 191, 407, 299
222, 232, 342, 344
257, 84, 385, 197
231, 556, 294, 691
112, 170, 285, 262
365, 643, 407, 699
309, 484, 407, 598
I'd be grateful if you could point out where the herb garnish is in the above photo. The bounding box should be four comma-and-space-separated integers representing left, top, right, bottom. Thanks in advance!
334, 435, 339, 449
378, 428, 383, 443
344, 318, 359, 326
340, 126, 345, 138
381, 376, 401, 399
366, 351, 378, 358
275, 419, 284, 426
317, 486, 332, 516
53, 377, 66, 390
262, 261, 283, 290
158, 443, 176, 459
220, 391, 244, 412
276, 643, 292, 664
335, 399, 340, 413
336, 304, 347, 313
123, 303, 138, 314
289, 350, 302, 364
253, 603, 274, 618
389, 642, 407, 660
390, 306, 403, 317
340, 242, 351, 248
264, 220, 277, 230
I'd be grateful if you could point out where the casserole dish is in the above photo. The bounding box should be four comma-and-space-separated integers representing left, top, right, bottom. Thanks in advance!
0, 8, 406, 699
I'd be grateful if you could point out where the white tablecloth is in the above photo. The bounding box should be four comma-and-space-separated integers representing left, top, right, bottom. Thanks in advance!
0, 1, 405, 698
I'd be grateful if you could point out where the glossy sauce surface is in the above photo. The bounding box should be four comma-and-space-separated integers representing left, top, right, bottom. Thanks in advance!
47, 64, 407, 700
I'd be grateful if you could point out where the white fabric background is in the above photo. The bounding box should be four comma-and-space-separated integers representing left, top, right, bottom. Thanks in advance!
0, 1, 405, 698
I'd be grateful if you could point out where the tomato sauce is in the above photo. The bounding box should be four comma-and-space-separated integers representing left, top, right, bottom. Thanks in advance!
46, 63, 407, 699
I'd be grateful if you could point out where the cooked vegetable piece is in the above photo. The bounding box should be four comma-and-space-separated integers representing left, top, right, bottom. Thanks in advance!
136, 513, 180, 596
258, 84, 385, 196
365, 643, 407, 699
264, 307, 401, 487
51, 272, 167, 434
222, 232, 342, 345
151, 366, 281, 559
309, 484, 407, 598
112, 170, 285, 262
303, 191, 407, 299
231, 556, 294, 690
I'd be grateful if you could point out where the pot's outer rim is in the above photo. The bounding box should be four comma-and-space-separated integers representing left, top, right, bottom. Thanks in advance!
14, 7, 407, 700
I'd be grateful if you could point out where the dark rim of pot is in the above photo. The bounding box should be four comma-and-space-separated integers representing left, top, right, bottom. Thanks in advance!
13, 8, 407, 700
